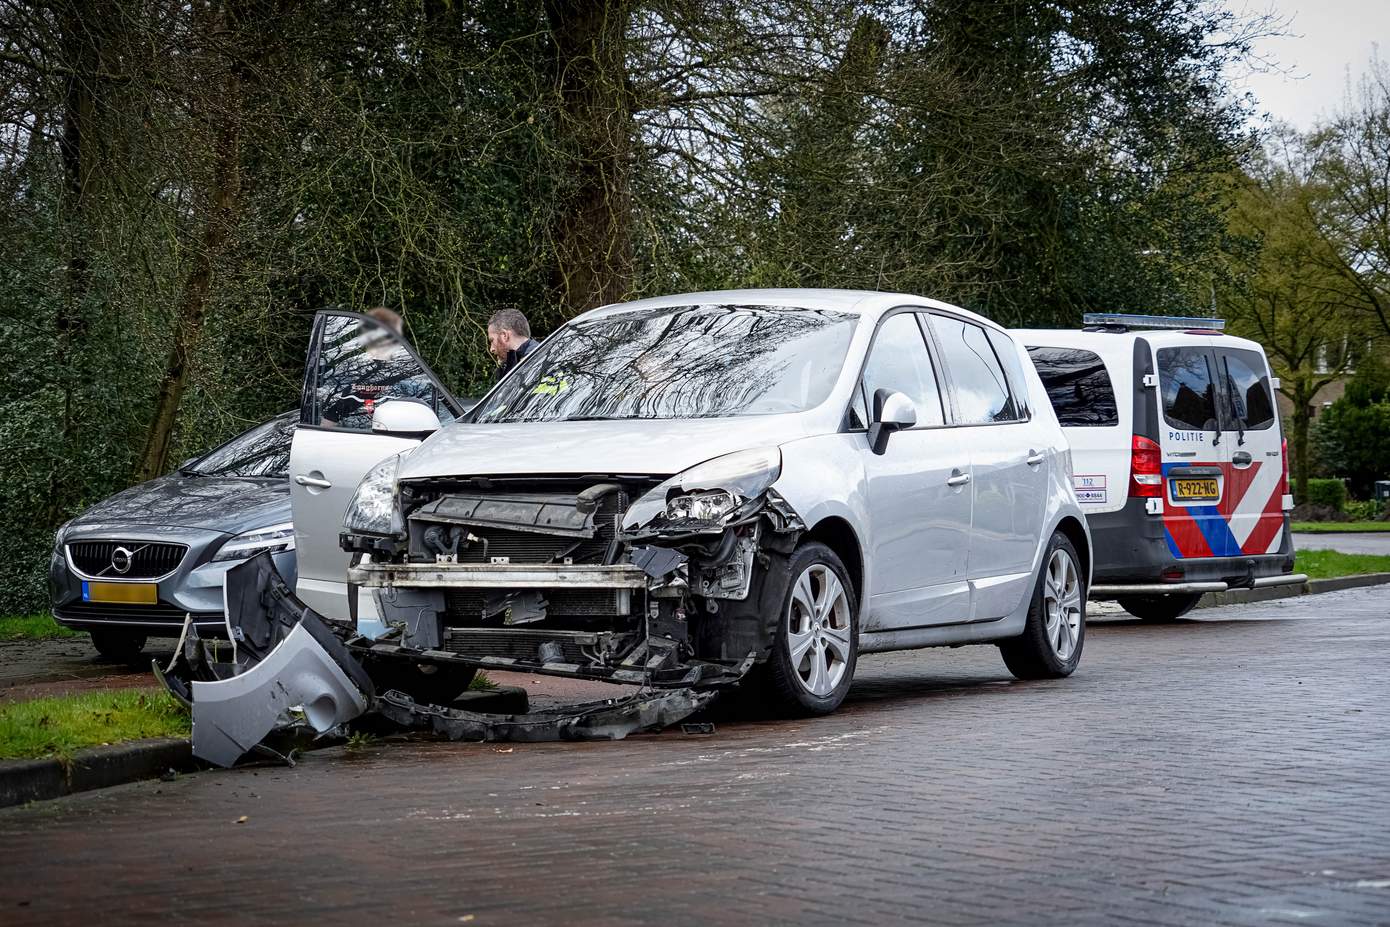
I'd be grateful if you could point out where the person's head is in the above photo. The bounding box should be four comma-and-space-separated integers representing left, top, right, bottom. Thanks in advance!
487, 308, 531, 361
367, 306, 404, 337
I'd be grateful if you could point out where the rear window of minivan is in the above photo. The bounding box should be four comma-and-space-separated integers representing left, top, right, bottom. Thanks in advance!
1026, 347, 1118, 426
1157, 347, 1219, 431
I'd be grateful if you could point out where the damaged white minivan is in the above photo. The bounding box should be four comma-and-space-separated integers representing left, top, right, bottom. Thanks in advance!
290, 289, 1092, 717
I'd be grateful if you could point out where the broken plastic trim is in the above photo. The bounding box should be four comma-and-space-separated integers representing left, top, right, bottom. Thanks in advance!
376, 688, 718, 742
158, 552, 734, 767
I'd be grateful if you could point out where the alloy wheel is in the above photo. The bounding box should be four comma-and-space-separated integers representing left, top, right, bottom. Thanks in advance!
1043, 548, 1083, 661
786, 563, 852, 697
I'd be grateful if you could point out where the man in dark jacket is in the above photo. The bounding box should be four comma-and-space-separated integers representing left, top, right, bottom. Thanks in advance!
488, 308, 539, 379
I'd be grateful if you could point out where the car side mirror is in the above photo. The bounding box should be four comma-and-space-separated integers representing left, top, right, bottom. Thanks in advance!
372, 398, 441, 437
868, 389, 917, 455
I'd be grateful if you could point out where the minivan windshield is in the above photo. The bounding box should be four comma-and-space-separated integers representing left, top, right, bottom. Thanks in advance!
475, 304, 858, 423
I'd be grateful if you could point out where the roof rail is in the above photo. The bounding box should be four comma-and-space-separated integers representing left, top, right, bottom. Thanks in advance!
1081, 312, 1225, 332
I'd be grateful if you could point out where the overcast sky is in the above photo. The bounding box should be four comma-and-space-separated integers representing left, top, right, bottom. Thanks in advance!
1234, 0, 1388, 129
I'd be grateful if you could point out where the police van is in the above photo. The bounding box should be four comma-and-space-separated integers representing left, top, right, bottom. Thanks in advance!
1016, 314, 1304, 621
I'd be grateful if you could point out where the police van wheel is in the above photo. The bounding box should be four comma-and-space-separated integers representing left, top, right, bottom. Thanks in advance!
1116, 593, 1202, 622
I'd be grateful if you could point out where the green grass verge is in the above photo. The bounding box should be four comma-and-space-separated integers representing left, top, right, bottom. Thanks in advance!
0, 688, 188, 761
1294, 549, 1390, 580
469, 671, 497, 691
1292, 521, 1390, 533
0, 613, 79, 641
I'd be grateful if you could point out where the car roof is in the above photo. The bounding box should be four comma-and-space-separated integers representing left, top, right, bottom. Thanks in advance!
1015, 327, 1269, 357
578, 288, 1004, 330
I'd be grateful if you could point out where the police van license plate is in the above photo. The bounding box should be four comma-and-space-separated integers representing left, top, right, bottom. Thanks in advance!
82, 581, 157, 605
1171, 478, 1219, 502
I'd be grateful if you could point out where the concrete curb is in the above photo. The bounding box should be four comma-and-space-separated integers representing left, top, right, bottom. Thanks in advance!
0, 685, 529, 809
1194, 572, 1390, 609
0, 738, 193, 809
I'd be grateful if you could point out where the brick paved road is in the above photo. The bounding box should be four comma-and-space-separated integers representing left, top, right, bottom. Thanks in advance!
2, 587, 1388, 927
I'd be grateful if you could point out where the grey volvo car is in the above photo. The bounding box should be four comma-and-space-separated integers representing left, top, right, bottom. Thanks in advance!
50, 413, 298, 660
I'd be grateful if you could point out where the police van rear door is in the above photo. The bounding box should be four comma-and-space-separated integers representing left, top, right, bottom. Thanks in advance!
1213, 345, 1287, 555
1154, 342, 1230, 558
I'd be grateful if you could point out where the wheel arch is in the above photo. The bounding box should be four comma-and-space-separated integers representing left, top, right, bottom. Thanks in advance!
1054, 514, 1091, 586
803, 516, 865, 609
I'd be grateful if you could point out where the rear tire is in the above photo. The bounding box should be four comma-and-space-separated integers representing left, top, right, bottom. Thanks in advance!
759, 542, 858, 717
1000, 532, 1086, 680
1116, 592, 1202, 622
90, 630, 147, 663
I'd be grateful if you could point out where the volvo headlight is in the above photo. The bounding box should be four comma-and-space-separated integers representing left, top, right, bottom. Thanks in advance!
622, 448, 782, 532
343, 453, 405, 536
213, 522, 296, 562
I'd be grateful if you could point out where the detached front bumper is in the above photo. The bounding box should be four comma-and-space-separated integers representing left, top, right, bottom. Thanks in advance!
162, 553, 727, 767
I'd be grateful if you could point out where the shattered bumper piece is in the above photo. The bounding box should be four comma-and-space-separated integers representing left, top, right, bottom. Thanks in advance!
376, 687, 718, 743
189, 621, 373, 767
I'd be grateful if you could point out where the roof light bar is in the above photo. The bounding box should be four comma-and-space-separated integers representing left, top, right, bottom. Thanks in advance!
1082, 312, 1225, 331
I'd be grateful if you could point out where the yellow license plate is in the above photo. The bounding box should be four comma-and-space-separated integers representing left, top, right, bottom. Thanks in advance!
1172, 478, 1219, 501
82, 581, 157, 605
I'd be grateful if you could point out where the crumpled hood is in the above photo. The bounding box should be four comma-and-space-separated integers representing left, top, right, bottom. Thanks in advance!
69, 473, 290, 535
399, 416, 816, 481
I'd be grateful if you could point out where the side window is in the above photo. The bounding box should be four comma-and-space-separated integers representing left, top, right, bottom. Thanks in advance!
846, 383, 869, 430
1218, 349, 1276, 431
860, 312, 945, 426
930, 315, 1017, 424
306, 313, 446, 432
1026, 347, 1119, 426
1157, 347, 1218, 431
985, 328, 1031, 419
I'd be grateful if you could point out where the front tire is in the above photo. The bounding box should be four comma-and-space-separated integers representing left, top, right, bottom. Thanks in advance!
761, 542, 858, 717
1116, 592, 1202, 622
1000, 533, 1085, 680
90, 629, 147, 663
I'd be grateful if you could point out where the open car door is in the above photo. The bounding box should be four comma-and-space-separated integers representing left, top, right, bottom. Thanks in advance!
289, 310, 464, 625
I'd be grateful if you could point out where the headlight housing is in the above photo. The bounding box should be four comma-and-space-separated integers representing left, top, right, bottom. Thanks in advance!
212, 522, 296, 562
622, 447, 782, 532
343, 453, 405, 536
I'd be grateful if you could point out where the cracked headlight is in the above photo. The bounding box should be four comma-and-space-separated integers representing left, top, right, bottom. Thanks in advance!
623, 448, 782, 531
343, 453, 405, 536
213, 522, 296, 562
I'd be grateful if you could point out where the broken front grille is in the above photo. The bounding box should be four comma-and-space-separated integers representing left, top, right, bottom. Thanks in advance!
444, 588, 633, 624
407, 484, 630, 566
67, 540, 188, 579
442, 627, 619, 664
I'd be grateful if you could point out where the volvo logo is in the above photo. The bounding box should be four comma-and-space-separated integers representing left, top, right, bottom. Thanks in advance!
110, 546, 135, 575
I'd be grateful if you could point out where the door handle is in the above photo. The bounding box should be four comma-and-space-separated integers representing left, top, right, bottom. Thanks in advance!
1232, 451, 1253, 469
1026, 450, 1045, 467
295, 474, 332, 489
946, 470, 971, 487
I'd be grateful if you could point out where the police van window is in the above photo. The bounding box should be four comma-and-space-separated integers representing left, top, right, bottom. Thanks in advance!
931, 315, 1018, 423
1026, 347, 1119, 426
1218, 349, 1276, 431
1158, 347, 1219, 431
860, 313, 945, 427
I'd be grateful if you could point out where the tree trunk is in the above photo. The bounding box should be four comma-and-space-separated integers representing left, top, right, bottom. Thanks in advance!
48, 0, 102, 523
545, 0, 633, 314
134, 8, 247, 481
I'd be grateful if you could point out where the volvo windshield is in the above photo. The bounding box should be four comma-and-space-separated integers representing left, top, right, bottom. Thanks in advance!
475, 304, 857, 423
